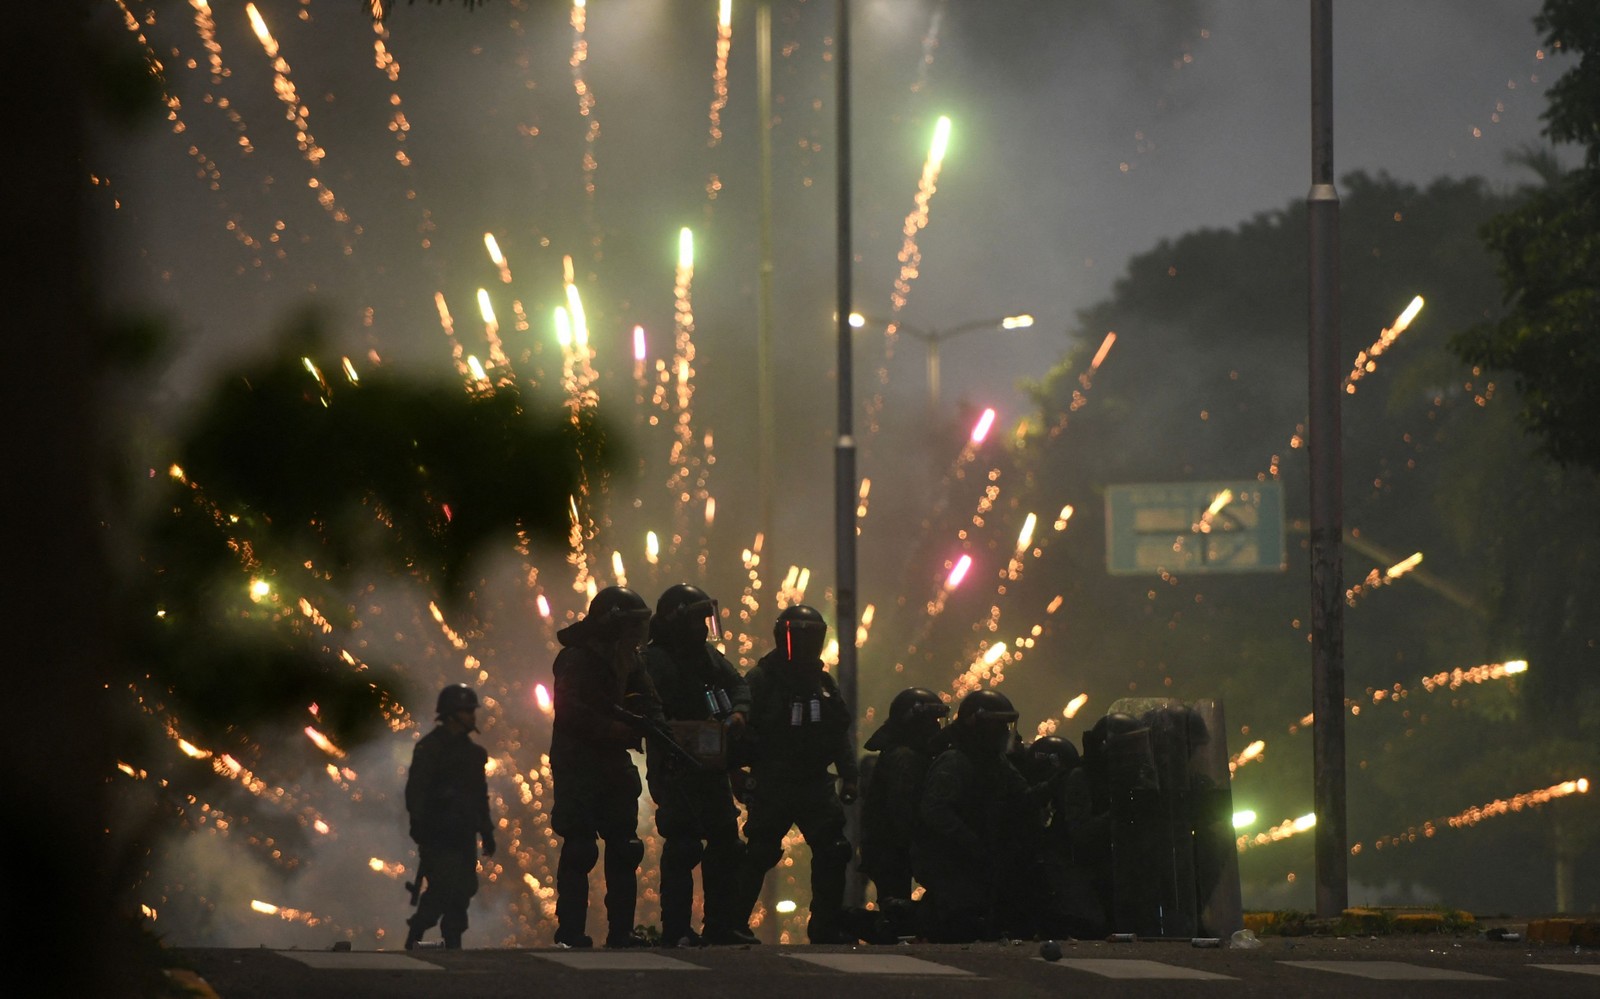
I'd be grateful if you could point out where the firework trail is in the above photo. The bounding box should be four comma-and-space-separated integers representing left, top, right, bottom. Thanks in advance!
432, 293, 474, 380
476, 288, 512, 373
910, 2, 948, 95
113, 1, 268, 265
1264, 297, 1426, 481
569, 0, 602, 254
1344, 550, 1423, 606
1346, 296, 1425, 395
1036, 689, 1090, 737
708, 0, 733, 146
860, 117, 954, 435
888, 115, 953, 324
1278, 659, 1528, 737
1229, 739, 1266, 774
1237, 812, 1316, 852
243, 4, 356, 240
1348, 777, 1588, 856
662, 229, 716, 563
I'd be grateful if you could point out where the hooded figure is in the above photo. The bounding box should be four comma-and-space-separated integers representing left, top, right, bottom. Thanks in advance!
549, 586, 661, 949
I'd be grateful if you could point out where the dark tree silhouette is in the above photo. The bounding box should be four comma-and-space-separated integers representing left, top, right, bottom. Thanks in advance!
1452, 0, 1600, 472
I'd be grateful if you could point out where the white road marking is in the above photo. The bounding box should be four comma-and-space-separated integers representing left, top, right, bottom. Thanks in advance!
275, 951, 442, 971
532, 951, 708, 971
1530, 964, 1600, 977
1282, 960, 1499, 981
784, 954, 975, 975
1048, 958, 1234, 980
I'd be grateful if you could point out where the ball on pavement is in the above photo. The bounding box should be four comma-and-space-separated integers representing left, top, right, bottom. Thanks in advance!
1039, 940, 1062, 962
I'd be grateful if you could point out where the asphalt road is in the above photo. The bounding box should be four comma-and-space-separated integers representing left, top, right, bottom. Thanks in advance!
172, 934, 1600, 999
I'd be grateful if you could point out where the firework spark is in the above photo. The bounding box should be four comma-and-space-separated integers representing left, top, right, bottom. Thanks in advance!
569, 0, 600, 202
888, 115, 953, 321
708, 0, 733, 145
1346, 296, 1424, 393
1345, 551, 1423, 605
485, 233, 513, 284
1229, 739, 1266, 773
1350, 777, 1588, 855
243, 4, 353, 235
1237, 812, 1316, 852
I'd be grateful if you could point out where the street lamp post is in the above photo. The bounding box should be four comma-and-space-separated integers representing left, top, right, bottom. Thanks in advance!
850, 313, 1034, 409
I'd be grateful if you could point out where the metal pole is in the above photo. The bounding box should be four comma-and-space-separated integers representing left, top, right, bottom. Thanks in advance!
755, 0, 781, 944
757, 0, 775, 557
1307, 0, 1347, 918
833, 0, 862, 908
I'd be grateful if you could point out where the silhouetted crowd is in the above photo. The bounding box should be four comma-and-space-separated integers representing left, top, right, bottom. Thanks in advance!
401, 583, 1238, 950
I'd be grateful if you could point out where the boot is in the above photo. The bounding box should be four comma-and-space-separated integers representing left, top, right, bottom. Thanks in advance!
605, 927, 650, 949
553, 927, 593, 949
701, 925, 760, 946
403, 914, 428, 951
661, 928, 703, 949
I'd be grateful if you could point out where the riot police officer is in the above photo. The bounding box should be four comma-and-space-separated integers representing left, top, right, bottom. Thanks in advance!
859, 687, 948, 905
733, 605, 859, 943
1014, 734, 1107, 939
643, 584, 759, 947
912, 688, 1029, 942
549, 585, 661, 948
404, 683, 496, 949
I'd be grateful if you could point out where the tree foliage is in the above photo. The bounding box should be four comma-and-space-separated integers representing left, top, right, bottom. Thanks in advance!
956, 171, 1600, 910
1451, 0, 1600, 472
125, 321, 606, 736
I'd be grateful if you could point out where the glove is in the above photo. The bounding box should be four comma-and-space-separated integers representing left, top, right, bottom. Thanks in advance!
839, 779, 859, 805
482, 830, 497, 857
725, 711, 747, 736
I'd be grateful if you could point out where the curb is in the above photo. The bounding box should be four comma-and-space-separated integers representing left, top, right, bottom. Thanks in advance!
1525, 918, 1600, 947
1242, 907, 1478, 937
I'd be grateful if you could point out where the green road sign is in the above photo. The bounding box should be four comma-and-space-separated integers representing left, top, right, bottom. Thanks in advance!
1106, 480, 1285, 575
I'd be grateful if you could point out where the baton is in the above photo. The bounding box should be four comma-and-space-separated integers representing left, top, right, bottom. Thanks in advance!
610, 705, 711, 772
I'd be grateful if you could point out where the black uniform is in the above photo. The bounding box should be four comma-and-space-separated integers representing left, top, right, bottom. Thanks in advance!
733, 647, 857, 942
643, 639, 751, 944
912, 717, 1028, 942
404, 725, 493, 947
550, 608, 662, 947
857, 688, 947, 906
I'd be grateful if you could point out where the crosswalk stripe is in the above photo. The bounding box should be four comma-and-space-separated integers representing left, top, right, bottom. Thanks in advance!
1047, 958, 1234, 980
1282, 960, 1499, 981
784, 954, 974, 976
275, 952, 442, 971
533, 951, 708, 971
1530, 965, 1600, 977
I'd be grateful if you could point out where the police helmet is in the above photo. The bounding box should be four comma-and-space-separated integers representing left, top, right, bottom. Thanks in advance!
889, 687, 950, 726
955, 688, 1019, 726
774, 604, 828, 662
1027, 734, 1081, 773
652, 583, 717, 646
436, 683, 480, 717
583, 585, 652, 643
864, 687, 950, 751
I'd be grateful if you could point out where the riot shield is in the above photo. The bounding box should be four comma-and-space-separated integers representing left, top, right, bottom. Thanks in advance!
1186, 698, 1243, 938
1102, 697, 1241, 939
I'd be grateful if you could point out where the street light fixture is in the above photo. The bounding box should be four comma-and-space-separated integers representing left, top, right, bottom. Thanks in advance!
850, 312, 1035, 408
